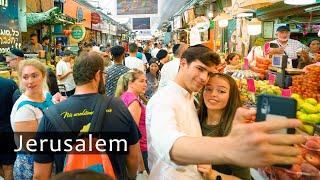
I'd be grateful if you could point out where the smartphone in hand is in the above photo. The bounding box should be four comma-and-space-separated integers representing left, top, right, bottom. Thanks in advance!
256, 94, 297, 135
256, 94, 298, 169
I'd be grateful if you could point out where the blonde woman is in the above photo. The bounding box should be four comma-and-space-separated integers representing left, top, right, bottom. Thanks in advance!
10, 59, 54, 179
115, 69, 149, 174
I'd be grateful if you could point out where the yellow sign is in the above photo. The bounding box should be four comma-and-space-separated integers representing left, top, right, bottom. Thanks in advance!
70, 24, 86, 42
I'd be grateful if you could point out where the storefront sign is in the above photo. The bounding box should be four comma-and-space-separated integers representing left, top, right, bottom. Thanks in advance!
91, 12, 101, 24
0, 0, 21, 53
70, 24, 85, 42
76, 7, 84, 22
0, 25, 21, 53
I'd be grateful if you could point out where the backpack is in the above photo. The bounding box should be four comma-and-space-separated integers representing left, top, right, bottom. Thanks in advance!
43, 95, 116, 179
17, 92, 54, 111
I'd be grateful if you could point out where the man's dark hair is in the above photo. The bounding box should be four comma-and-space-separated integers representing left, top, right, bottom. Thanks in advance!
156, 49, 168, 60
138, 46, 143, 53
51, 169, 112, 180
182, 46, 220, 66
154, 43, 158, 47
30, 33, 37, 38
129, 43, 138, 53
111, 45, 125, 59
73, 51, 104, 86
172, 44, 181, 56
42, 35, 50, 41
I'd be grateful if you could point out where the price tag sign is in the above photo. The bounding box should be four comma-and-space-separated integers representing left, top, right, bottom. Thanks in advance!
281, 89, 292, 97
244, 58, 249, 70
264, 43, 270, 55
247, 78, 256, 93
268, 73, 276, 85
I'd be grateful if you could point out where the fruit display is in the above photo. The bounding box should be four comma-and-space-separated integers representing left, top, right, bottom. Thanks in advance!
262, 137, 320, 179
290, 65, 320, 102
239, 79, 282, 103
250, 56, 271, 79
291, 93, 320, 135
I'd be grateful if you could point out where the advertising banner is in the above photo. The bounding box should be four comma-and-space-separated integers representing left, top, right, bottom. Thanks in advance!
116, 0, 158, 16
132, 18, 150, 30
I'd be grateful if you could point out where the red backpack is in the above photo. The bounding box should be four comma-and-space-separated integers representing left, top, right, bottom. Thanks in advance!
44, 96, 116, 179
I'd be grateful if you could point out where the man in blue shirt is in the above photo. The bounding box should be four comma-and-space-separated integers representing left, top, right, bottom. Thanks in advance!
105, 46, 130, 96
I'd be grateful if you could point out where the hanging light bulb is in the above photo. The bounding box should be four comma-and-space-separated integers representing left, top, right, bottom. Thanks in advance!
318, 29, 320, 37
218, 19, 229, 28
247, 18, 262, 35
284, 0, 316, 5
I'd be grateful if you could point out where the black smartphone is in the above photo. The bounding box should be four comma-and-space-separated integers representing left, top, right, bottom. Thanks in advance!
256, 94, 297, 134
256, 94, 297, 169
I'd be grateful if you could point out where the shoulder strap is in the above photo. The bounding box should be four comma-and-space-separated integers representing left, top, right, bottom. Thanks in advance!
89, 95, 113, 133
44, 107, 72, 132
17, 92, 53, 111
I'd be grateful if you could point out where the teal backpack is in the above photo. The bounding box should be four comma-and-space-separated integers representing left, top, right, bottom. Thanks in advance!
17, 93, 54, 111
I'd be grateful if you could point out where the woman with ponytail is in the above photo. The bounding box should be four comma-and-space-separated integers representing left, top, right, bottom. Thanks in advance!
115, 68, 149, 174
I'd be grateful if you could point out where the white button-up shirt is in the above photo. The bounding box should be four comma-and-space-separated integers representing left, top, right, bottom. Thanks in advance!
124, 56, 145, 72
158, 58, 180, 89
146, 81, 203, 180
270, 39, 306, 59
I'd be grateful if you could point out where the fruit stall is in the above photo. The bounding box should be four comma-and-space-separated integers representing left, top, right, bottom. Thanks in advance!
234, 65, 320, 179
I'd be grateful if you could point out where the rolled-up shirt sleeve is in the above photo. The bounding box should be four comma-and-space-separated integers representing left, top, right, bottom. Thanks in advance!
148, 99, 186, 163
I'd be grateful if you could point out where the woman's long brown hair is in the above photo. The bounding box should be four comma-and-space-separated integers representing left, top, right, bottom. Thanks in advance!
198, 73, 242, 137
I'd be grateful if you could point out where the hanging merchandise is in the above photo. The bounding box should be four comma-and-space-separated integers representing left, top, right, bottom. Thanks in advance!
247, 18, 262, 35
189, 26, 201, 46
218, 19, 229, 28
284, 0, 316, 5
213, 12, 232, 28
189, 16, 210, 32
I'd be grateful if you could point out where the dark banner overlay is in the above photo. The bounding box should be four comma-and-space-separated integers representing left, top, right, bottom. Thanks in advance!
0, 132, 130, 154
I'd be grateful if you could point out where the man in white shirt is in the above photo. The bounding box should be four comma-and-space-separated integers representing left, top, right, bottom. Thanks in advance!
124, 43, 145, 72
269, 26, 307, 60
158, 43, 188, 89
146, 45, 305, 179
151, 43, 160, 58
56, 50, 76, 96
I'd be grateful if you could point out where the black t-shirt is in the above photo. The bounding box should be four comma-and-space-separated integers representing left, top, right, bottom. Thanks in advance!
33, 93, 140, 179
0, 77, 18, 131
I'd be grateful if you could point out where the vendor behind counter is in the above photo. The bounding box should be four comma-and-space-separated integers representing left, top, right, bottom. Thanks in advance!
268, 25, 308, 68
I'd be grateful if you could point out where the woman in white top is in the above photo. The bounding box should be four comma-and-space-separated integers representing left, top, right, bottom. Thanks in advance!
10, 59, 54, 179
